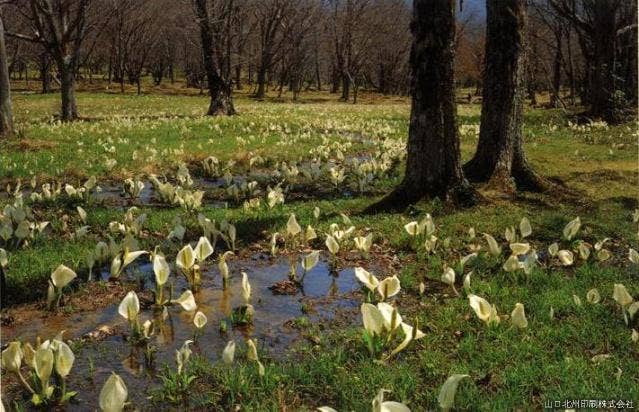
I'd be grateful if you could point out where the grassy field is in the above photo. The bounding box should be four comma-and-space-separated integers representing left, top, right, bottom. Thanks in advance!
1, 89, 638, 411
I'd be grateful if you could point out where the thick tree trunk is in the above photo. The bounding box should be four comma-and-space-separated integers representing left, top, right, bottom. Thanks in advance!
255, 59, 268, 99
366, 0, 474, 213
194, 0, 236, 115
39, 52, 51, 94
340, 72, 350, 101
463, 0, 547, 193
235, 63, 242, 90
0, 15, 13, 137
588, 3, 617, 122
59, 61, 78, 121
550, 31, 562, 108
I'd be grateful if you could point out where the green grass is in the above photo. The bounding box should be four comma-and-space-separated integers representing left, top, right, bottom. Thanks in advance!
2, 90, 638, 411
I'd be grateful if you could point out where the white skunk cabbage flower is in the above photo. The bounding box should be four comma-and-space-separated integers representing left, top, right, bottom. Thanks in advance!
441, 267, 455, 286
438, 374, 470, 411
176, 244, 195, 270
391, 322, 425, 357
305, 225, 317, 241
404, 221, 420, 236
0, 248, 7, 268
586, 288, 601, 304
222, 340, 235, 365
557, 250, 574, 266
313, 207, 320, 219
563, 217, 581, 240
241, 272, 252, 305
286, 214, 301, 237
194, 236, 214, 262
377, 302, 402, 332
629, 248, 639, 264
99, 372, 127, 412
372, 389, 411, 412
35, 346, 54, 389
502, 255, 521, 272
246, 339, 265, 376
325, 235, 339, 255
483, 234, 501, 257
54, 340, 75, 378
377, 276, 401, 301
463, 272, 472, 291
122, 249, 147, 268
509, 243, 530, 256
175, 340, 193, 375
468, 294, 499, 325
1, 342, 23, 372
118, 291, 140, 321
510, 303, 528, 329
302, 250, 320, 272
173, 290, 197, 311
361, 303, 386, 336
548, 243, 559, 257
77, 206, 87, 223
193, 311, 207, 329
460, 253, 477, 268
354, 233, 373, 253
577, 242, 591, 260
519, 217, 532, 238
153, 254, 170, 286
355, 267, 379, 292
51, 264, 77, 289
613, 284, 633, 307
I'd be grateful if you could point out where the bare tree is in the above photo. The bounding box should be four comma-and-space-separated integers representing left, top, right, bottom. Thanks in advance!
550, 0, 638, 122
8, 0, 92, 121
367, 0, 473, 212
193, 0, 235, 115
0, 7, 13, 137
253, 0, 289, 99
464, 0, 548, 192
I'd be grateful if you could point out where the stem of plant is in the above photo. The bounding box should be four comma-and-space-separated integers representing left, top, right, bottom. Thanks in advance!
16, 369, 36, 394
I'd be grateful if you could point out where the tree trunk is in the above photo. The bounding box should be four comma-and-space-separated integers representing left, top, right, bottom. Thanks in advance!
340, 72, 350, 101
463, 0, 547, 192
40, 52, 50, 94
588, 3, 617, 122
255, 61, 267, 98
59, 61, 78, 121
0, 15, 13, 137
235, 62, 242, 90
550, 31, 562, 108
194, 0, 236, 115
366, 0, 474, 213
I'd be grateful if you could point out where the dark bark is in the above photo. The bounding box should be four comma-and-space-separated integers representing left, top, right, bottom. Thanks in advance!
0, 14, 13, 137
340, 72, 350, 101
193, 0, 236, 115
255, 63, 267, 98
550, 30, 562, 107
59, 62, 78, 121
463, 0, 548, 193
366, 0, 474, 213
39, 52, 51, 94
551, 0, 637, 122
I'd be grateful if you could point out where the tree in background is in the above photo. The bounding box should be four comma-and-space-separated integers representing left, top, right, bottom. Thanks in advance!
193, 0, 236, 115
550, 0, 637, 122
367, 0, 474, 212
463, 0, 548, 193
0, 6, 13, 137
8, 0, 92, 121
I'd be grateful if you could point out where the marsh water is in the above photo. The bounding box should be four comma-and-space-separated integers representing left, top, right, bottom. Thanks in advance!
1, 253, 363, 409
